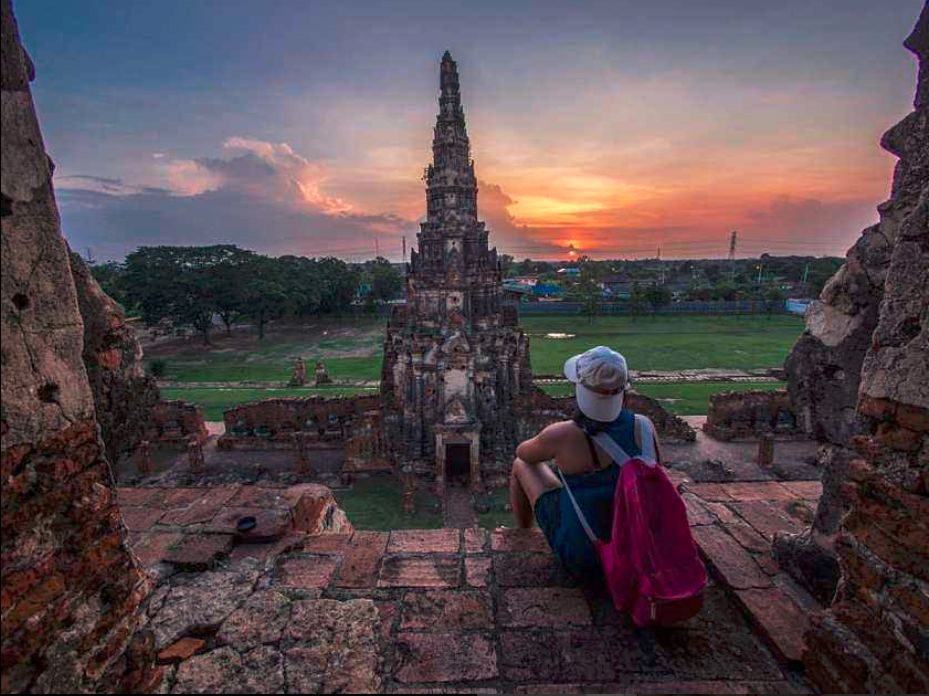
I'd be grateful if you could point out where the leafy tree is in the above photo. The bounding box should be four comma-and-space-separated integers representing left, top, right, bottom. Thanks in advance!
762, 284, 787, 318
363, 257, 403, 305
210, 247, 258, 334
564, 257, 602, 323
628, 281, 647, 321
645, 284, 672, 316
90, 261, 127, 306
240, 256, 287, 339
316, 257, 361, 315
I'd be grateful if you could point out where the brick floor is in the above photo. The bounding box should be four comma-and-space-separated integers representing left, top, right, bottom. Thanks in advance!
377, 555, 460, 588
335, 531, 388, 588
387, 528, 460, 554
276, 555, 339, 589
126, 479, 818, 693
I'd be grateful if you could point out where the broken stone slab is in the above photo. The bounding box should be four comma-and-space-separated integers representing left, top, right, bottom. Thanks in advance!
171, 645, 283, 694
282, 599, 381, 693
156, 638, 206, 665
162, 533, 234, 571
215, 589, 292, 650
394, 632, 498, 684
149, 562, 261, 651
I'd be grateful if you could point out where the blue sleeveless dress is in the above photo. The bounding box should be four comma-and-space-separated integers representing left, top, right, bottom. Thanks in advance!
533, 409, 641, 579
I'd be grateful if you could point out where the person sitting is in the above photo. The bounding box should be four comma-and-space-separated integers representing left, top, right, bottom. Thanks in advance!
509, 345, 661, 579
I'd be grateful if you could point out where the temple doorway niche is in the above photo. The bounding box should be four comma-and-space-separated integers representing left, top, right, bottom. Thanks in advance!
445, 442, 470, 486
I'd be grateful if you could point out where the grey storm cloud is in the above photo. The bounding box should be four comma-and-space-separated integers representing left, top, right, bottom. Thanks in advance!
54, 137, 417, 260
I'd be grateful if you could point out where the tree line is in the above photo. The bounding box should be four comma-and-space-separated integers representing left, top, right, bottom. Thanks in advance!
92, 245, 402, 343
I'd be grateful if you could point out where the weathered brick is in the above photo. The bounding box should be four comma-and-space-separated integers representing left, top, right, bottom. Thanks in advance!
157, 486, 240, 526
161, 488, 206, 509
493, 552, 575, 588
163, 533, 233, 570
276, 555, 339, 589
730, 500, 803, 540
395, 632, 497, 683
499, 587, 592, 627
334, 531, 388, 588
491, 527, 548, 552
129, 532, 184, 567
465, 556, 491, 588
117, 487, 165, 508
692, 525, 771, 590
682, 492, 715, 526
301, 533, 352, 555
156, 638, 205, 664
378, 555, 460, 589
779, 481, 822, 500
400, 590, 493, 630
464, 527, 488, 553
721, 481, 797, 502
388, 528, 460, 554
206, 506, 293, 542
120, 507, 165, 533
736, 587, 809, 662
722, 522, 770, 554
683, 483, 732, 502
498, 631, 563, 682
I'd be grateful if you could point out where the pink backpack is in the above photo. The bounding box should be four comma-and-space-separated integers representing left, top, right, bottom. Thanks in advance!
558, 415, 707, 627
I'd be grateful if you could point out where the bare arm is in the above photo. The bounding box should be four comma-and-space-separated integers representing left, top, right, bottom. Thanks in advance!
515, 423, 560, 464
637, 415, 662, 464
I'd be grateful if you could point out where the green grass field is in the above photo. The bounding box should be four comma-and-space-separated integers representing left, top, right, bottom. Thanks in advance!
523, 314, 803, 375
334, 475, 444, 530
540, 380, 786, 416
155, 314, 802, 419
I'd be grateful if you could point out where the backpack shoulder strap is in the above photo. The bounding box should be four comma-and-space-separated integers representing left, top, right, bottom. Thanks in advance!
555, 467, 600, 544
591, 431, 632, 466
634, 414, 658, 467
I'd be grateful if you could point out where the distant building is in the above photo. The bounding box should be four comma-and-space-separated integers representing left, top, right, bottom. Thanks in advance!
786, 298, 814, 315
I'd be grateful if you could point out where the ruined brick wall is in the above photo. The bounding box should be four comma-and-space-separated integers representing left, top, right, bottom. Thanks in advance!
530, 388, 697, 443
703, 389, 803, 441
218, 394, 384, 454
776, 5, 929, 609
789, 7, 929, 693
69, 252, 161, 465
145, 399, 208, 448
1, 0, 158, 690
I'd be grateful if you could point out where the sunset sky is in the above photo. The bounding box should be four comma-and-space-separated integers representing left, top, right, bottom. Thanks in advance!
17, 0, 923, 261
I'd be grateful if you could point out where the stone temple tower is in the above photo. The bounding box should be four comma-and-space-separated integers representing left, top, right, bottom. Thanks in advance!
382, 51, 532, 493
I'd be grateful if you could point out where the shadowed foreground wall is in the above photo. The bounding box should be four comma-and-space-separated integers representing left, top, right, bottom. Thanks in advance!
787, 6, 929, 692
0, 0, 158, 691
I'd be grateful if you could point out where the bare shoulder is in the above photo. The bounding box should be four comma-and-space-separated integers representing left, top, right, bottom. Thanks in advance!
539, 419, 580, 440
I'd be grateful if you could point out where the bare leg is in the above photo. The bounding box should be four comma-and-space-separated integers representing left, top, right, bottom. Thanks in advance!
509, 457, 561, 529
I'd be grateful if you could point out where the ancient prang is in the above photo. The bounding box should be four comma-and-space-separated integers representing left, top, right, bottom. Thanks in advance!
381, 52, 532, 493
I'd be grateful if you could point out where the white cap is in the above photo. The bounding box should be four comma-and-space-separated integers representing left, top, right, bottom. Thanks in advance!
563, 345, 629, 422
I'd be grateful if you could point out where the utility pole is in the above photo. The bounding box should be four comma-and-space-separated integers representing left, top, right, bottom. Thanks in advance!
375, 237, 380, 259
728, 231, 737, 281
402, 236, 407, 265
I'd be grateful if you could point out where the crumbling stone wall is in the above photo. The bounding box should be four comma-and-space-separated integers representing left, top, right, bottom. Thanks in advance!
1, 0, 158, 690
219, 395, 386, 457
145, 399, 208, 449
703, 389, 803, 441
776, 5, 929, 609
530, 388, 697, 443
69, 252, 160, 465
781, 7, 929, 692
